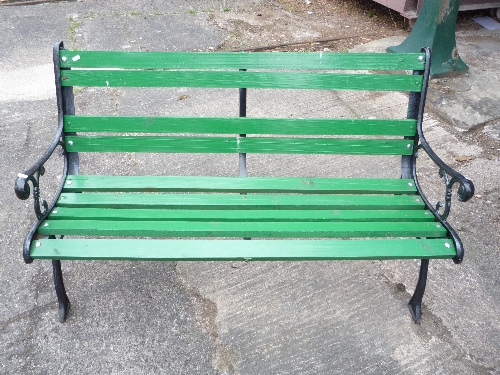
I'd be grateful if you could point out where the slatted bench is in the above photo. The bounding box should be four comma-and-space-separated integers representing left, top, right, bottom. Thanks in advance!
15, 41, 474, 323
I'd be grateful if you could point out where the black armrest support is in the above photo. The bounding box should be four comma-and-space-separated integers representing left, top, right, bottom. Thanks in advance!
416, 140, 475, 218
409, 47, 474, 264
412, 130, 475, 265
14, 125, 68, 263
412, 138, 474, 265
15, 116, 66, 209
16, 41, 79, 264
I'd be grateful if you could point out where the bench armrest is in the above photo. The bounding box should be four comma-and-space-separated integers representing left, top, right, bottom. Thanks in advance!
15, 137, 65, 210
408, 47, 474, 264
412, 46, 474, 218
412, 129, 474, 265
412, 47, 474, 210
14, 123, 69, 263
415, 140, 475, 214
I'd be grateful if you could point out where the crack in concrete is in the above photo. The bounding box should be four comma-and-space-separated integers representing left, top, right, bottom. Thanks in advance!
1, 299, 54, 373
0, 301, 52, 331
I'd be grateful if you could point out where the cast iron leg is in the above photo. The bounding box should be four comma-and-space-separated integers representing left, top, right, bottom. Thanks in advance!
408, 259, 429, 324
52, 260, 70, 322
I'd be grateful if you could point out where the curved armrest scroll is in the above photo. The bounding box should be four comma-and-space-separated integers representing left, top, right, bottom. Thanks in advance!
415, 138, 475, 218
15, 133, 65, 216
15, 130, 68, 264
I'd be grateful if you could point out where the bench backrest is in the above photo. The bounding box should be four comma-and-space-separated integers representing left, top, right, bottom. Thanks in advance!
54, 43, 429, 174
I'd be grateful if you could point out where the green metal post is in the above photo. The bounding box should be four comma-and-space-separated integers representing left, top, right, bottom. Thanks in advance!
387, 0, 468, 77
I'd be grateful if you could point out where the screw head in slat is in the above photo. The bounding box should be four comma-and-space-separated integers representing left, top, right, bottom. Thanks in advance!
61, 56, 67, 62
445, 242, 451, 248
418, 56, 424, 62
35, 242, 41, 247
66, 180, 72, 185
407, 144, 413, 149
68, 141, 73, 146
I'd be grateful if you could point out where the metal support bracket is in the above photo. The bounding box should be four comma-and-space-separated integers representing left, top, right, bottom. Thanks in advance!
14, 41, 78, 264
409, 48, 474, 264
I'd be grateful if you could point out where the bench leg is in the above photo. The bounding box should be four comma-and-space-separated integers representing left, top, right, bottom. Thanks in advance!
408, 259, 429, 324
52, 260, 70, 323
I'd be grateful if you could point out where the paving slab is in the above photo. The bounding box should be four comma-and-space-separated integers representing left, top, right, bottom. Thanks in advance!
351, 33, 500, 132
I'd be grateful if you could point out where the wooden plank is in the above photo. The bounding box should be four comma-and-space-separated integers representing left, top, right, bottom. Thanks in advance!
64, 116, 417, 136
60, 70, 423, 92
48, 207, 435, 222
64, 136, 414, 155
62, 176, 418, 194
30, 238, 456, 261
56, 193, 425, 210
38, 219, 448, 238
59, 51, 426, 71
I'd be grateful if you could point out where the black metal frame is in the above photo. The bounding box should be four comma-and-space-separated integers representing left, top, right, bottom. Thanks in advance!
405, 47, 475, 323
14, 42, 78, 321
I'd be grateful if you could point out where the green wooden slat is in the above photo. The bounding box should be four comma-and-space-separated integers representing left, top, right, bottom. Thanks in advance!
60, 70, 423, 91
48, 207, 435, 222
62, 176, 417, 194
59, 51, 426, 71
38, 220, 447, 238
30, 238, 455, 261
56, 193, 425, 210
64, 116, 417, 136
64, 136, 414, 155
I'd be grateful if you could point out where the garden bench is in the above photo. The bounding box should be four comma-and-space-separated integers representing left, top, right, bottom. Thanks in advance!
15, 41, 474, 323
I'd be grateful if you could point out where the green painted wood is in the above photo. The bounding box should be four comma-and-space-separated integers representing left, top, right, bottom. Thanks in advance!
56, 193, 425, 210
38, 220, 447, 238
64, 136, 414, 155
30, 238, 456, 261
64, 116, 417, 136
62, 176, 417, 194
60, 70, 423, 91
48, 207, 435, 222
60, 51, 427, 71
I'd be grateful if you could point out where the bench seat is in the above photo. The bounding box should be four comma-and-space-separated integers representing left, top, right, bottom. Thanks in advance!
31, 175, 456, 261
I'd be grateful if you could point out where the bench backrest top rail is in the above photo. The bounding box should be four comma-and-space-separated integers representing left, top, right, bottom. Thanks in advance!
60, 50, 426, 71
59, 50, 425, 91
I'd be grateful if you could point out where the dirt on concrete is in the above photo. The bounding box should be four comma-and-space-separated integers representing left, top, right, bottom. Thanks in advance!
211, 0, 497, 53
212, 0, 408, 52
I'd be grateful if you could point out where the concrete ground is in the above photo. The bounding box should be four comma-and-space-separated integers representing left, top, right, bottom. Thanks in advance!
1, 1, 499, 374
